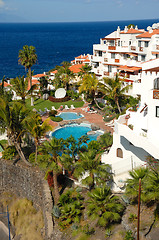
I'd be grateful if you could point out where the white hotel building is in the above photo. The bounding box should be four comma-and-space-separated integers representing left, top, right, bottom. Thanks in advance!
95, 24, 159, 191
91, 23, 159, 96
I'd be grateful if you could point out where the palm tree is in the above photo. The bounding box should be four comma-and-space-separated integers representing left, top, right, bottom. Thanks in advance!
98, 74, 130, 113
40, 137, 64, 204
0, 98, 31, 165
74, 149, 112, 189
55, 64, 75, 90
144, 168, 159, 206
125, 167, 149, 203
79, 73, 98, 104
78, 64, 92, 78
10, 76, 37, 104
24, 114, 52, 162
87, 185, 125, 228
18, 45, 37, 89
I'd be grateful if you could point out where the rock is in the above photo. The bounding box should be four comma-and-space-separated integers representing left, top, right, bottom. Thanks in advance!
91, 124, 100, 131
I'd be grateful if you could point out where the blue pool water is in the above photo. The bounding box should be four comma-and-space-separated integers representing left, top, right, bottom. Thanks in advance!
51, 124, 101, 142
58, 112, 83, 120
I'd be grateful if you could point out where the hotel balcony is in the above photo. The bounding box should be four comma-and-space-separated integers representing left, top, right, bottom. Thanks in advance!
153, 89, 159, 99
115, 115, 159, 159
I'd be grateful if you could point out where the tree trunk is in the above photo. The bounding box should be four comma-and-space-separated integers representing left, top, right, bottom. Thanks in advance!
90, 172, 95, 190
53, 170, 60, 204
31, 97, 34, 106
13, 139, 32, 166
94, 97, 105, 110
28, 67, 32, 88
35, 142, 38, 163
116, 99, 121, 114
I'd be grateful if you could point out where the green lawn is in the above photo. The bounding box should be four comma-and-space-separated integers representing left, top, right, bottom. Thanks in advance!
26, 98, 84, 111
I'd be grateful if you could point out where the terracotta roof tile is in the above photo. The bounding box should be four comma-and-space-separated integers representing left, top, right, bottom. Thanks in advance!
137, 29, 159, 38
121, 29, 144, 34
69, 64, 84, 73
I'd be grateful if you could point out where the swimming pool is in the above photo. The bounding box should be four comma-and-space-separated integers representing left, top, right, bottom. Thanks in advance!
57, 112, 83, 120
51, 123, 103, 142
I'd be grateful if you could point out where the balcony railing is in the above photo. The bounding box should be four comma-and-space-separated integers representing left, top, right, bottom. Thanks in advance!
131, 46, 136, 51
153, 89, 159, 99
115, 59, 120, 63
108, 46, 116, 50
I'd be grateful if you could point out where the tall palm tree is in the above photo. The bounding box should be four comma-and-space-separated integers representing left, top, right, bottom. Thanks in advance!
74, 149, 112, 189
10, 76, 37, 104
18, 45, 37, 89
24, 114, 52, 162
87, 186, 125, 228
98, 74, 130, 113
55, 64, 75, 90
0, 98, 31, 165
79, 73, 98, 104
40, 137, 64, 204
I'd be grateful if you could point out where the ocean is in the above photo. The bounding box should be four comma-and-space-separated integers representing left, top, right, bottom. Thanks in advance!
0, 19, 159, 79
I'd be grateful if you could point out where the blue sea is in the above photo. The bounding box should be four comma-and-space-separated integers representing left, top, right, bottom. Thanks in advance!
0, 19, 159, 79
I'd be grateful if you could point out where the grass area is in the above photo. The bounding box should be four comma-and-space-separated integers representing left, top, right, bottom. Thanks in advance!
26, 98, 84, 111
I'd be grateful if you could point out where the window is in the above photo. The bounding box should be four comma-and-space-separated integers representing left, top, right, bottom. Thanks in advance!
111, 53, 115, 59
154, 78, 159, 90
145, 41, 149, 47
110, 40, 115, 46
138, 41, 142, 47
98, 51, 102, 57
108, 65, 112, 72
141, 55, 145, 62
118, 41, 120, 46
156, 106, 159, 117
129, 41, 131, 45
116, 148, 123, 158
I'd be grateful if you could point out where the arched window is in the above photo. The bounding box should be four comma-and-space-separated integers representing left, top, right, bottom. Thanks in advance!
154, 78, 159, 90
117, 148, 123, 158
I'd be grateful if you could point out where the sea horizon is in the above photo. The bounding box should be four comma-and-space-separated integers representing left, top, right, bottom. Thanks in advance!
0, 18, 159, 79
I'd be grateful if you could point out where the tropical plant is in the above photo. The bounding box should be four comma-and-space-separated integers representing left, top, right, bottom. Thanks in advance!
125, 167, 149, 203
74, 149, 112, 189
0, 98, 31, 165
78, 64, 92, 78
98, 74, 131, 113
39, 137, 65, 203
18, 45, 37, 89
54, 62, 75, 90
79, 73, 98, 104
57, 188, 84, 229
87, 186, 125, 228
0, 76, 13, 102
24, 113, 52, 162
10, 76, 37, 104
38, 75, 49, 97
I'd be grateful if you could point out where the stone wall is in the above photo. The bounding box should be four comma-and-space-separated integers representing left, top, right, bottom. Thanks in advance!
0, 159, 55, 240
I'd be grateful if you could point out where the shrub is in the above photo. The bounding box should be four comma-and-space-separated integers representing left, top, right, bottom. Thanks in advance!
0, 140, 8, 149
29, 153, 36, 164
128, 213, 137, 222
124, 230, 135, 240
52, 205, 61, 218
50, 116, 63, 122
104, 114, 116, 123
49, 110, 57, 117
2, 146, 17, 160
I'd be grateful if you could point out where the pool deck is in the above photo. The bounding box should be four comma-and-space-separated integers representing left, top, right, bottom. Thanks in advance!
42, 104, 113, 134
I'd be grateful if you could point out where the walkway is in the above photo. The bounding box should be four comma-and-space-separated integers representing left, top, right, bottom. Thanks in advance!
42, 104, 113, 134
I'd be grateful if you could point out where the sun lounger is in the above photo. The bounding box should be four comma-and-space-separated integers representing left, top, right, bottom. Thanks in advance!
65, 105, 69, 110
89, 110, 97, 114
105, 120, 114, 126
70, 104, 75, 110
51, 106, 56, 111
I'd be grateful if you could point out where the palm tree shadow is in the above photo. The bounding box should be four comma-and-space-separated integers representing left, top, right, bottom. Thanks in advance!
59, 175, 74, 195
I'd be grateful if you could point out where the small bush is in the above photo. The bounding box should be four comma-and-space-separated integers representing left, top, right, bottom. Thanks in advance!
29, 153, 36, 164
104, 114, 116, 123
124, 230, 135, 240
0, 140, 8, 149
50, 116, 63, 122
49, 110, 57, 117
2, 146, 17, 160
128, 213, 137, 222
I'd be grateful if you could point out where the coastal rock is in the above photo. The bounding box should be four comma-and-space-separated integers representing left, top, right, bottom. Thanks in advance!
91, 124, 100, 131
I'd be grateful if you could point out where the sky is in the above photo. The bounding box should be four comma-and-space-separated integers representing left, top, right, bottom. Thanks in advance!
0, 0, 159, 23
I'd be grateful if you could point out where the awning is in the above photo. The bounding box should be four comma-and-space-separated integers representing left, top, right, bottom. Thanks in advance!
152, 52, 159, 55
117, 65, 142, 72
126, 52, 138, 57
